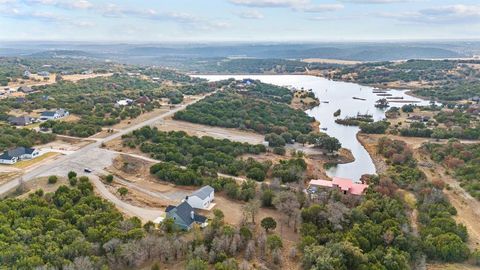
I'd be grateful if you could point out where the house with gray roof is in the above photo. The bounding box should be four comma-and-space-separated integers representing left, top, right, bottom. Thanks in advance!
8, 116, 34, 126
0, 147, 39, 164
185, 185, 215, 210
165, 201, 208, 230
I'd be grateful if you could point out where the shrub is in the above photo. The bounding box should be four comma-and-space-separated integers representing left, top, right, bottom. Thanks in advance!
48, 175, 58, 184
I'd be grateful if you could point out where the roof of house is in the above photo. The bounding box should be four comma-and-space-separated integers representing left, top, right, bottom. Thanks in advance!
0, 147, 36, 160
18, 86, 34, 93
166, 201, 206, 226
308, 177, 369, 196
190, 185, 214, 200
41, 111, 57, 117
8, 116, 33, 125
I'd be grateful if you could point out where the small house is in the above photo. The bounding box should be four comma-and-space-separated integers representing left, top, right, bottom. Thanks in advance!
37, 71, 50, 77
165, 201, 208, 230
18, 86, 34, 94
116, 99, 133, 107
185, 185, 215, 210
0, 147, 39, 164
8, 116, 34, 126
23, 70, 31, 78
134, 96, 151, 105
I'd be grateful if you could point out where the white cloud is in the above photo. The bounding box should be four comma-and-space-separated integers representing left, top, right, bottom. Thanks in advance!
299, 4, 344, 13
102, 5, 229, 31
237, 9, 264, 19
23, 0, 93, 10
378, 4, 480, 24
229, 0, 309, 8
229, 0, 343, 13
340, 0, 413, 3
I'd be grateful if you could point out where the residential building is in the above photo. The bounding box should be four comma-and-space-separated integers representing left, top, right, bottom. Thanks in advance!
165, 201, 208, 230
116, 99, 133, 107
134, 96, 151, 105
184, 185, 215, 210
18, 86, 34, 94
307, 177, 369, 196
38, 71, 50, 77
40, 108, 69, 121
0, 147, 39, 164
8, 116, 34, 126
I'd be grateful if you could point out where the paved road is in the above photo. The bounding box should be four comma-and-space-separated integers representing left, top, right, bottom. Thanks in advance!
0, 95, 211, 220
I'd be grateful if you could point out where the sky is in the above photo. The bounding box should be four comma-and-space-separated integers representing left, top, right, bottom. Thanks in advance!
1, 0, 480, 42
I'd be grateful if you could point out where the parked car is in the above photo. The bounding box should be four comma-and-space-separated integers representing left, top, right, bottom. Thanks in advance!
84, 168, 92, 173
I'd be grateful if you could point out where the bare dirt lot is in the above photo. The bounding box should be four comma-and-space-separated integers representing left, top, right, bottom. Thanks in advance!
156, 119, 265, 145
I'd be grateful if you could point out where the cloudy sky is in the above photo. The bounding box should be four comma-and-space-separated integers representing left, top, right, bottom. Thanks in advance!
0, 0, 480, 42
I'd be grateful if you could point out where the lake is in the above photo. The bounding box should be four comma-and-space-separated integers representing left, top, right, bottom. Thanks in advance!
196, 75, 430, 181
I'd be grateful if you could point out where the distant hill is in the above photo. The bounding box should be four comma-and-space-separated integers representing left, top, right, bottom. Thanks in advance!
123, 44, 465, 61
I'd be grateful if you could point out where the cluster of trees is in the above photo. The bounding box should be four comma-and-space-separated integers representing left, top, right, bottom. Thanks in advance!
265, 131, 341, 153
334, 60, 459, 85
271, 158, 307, 183
300, 188, 416, 269
424, 141, 480, 200
359, 121, 390, 134
150, 162, 256, 202
123, 127, 269, 179
430, 127, 480, 140
173, 91, 315, 135
0, 178, 149, 268
0, 126, 55, 151
241, 81, 293, 104
185, 207, 286, 269
335, 117, 373, 126
377, 137, 471, 262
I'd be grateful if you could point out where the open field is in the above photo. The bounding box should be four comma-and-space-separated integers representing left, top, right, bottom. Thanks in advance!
156, 119, 265, 144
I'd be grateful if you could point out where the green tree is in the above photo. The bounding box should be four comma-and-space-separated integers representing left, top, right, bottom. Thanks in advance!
186, 258, 208, 270
67, 171, 77, 179
267, 235, 283, 251
48, 175, 58, 184
261, 217, 277, 233
105, 174, 114, 184
117, 187, 128, 197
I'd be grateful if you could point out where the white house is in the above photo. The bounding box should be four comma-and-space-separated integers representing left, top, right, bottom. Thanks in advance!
0, 147, 39, 164
185, 185, 215, 210
116, 99, 133, 106
39, 109, 69, 121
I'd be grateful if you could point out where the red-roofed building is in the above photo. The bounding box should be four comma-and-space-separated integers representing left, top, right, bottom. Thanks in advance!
307, 177, 369, 196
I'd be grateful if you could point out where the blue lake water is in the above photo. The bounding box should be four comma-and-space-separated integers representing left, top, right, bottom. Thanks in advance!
197, 75, 430, 181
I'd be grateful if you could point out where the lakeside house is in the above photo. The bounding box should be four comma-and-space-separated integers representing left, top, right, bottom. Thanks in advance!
307, 177, 369, 196
184, 185, 215, 210
8, 116, 35, 126
0, 147, 39, 164
40, 109, 69, 121
165, 201, 208, 230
